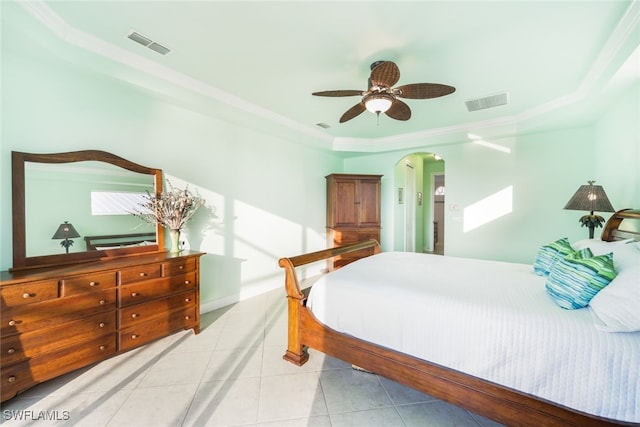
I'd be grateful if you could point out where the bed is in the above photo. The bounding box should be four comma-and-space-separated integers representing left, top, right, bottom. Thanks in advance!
279, 208, 640, 426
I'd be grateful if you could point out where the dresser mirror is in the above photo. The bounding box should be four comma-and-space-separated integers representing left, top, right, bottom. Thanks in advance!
12, 150, 164, 270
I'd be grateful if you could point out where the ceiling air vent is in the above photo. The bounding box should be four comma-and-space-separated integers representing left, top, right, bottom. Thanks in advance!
127, 31, 171, 56
465, 92, 509, 112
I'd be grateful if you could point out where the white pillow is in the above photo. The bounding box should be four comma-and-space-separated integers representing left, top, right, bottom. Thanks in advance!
589, 266, 640, 332
572, 238, 638, 272
572, 238, 632, 254
612, 242, 640, 272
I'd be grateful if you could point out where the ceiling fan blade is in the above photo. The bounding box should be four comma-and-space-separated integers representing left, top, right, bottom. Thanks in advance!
385, 99, 411, 121
370, 61, 400, 88
339, 102, 366, 123
312, 90, 364, 97
394, 83, 456, 99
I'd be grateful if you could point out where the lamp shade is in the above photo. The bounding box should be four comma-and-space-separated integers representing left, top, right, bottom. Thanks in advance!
563, 181, 614, 213
52, 221, 80, 239
364, 93, 393, 114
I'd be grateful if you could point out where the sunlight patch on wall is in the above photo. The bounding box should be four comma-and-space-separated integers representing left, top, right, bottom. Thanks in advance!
463, 186, 513, 232
467, 133, 511, 153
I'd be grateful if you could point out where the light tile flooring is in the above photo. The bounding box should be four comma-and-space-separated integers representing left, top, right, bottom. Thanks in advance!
1, 288, 503, 426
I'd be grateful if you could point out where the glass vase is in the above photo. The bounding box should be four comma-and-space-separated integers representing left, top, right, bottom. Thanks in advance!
168, 229, 181, 254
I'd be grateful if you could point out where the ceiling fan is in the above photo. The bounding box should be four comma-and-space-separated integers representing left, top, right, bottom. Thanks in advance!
313, 60, 456, 123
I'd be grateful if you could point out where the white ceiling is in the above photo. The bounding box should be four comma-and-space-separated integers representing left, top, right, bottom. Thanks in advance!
5, 1, 640, 152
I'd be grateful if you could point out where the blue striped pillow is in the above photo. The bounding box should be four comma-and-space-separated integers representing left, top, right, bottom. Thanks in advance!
545, 249, 617, 310
533, 237, 574, 276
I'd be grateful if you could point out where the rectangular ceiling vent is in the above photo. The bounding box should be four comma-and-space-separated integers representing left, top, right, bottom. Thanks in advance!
127, 31, 172, 56
465, 91, 509, 112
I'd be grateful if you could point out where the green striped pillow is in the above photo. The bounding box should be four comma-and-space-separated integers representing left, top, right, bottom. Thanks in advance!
533, 237, 574, 276
545, 249, 617, 310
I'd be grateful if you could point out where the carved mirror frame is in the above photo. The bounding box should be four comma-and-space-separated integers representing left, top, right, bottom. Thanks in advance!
12, 150, 164, 270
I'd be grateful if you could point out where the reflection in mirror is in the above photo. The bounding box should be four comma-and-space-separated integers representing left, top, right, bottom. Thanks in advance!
12, 150, 164, 271
25, 161, 155, 257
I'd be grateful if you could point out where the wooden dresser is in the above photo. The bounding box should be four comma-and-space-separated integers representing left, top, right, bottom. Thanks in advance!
0, 251, 204, 402
326, 173, 382, 269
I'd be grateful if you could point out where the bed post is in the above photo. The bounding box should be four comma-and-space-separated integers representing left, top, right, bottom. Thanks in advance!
279, 257, 309, 366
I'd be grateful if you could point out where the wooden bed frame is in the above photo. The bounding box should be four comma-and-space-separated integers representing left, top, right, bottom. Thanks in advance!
84, 232, 156, 251
279, 209, 640, 427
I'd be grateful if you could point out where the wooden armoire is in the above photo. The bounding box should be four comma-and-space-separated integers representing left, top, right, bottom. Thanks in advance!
326, 174, 382, 269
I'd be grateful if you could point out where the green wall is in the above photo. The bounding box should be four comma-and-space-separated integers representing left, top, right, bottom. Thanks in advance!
343, 97, 639, 264
1, 16, 344, 311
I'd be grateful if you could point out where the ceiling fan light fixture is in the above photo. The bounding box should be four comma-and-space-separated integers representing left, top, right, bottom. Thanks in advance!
364, 93, 393, 114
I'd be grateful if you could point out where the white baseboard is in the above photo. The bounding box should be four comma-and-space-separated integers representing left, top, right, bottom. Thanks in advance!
198, 273, 324, 314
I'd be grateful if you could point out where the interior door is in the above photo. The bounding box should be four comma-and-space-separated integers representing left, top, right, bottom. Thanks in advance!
405, 163, 416, 252
433, 173, 445, 255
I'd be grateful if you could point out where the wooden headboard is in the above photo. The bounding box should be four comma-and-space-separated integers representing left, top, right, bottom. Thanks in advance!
84, 232, 156, 251
601, 208, 640, 242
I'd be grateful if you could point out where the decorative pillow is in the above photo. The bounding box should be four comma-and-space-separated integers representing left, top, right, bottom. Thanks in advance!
545, 250, 617, 310
590, 266, 640, 332
533, 238, 574, 276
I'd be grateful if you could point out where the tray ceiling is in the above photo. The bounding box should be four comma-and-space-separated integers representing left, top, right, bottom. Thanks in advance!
4, 1, 639, 152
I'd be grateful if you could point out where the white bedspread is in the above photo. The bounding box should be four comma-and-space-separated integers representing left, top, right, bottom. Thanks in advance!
307, 252, 640, 422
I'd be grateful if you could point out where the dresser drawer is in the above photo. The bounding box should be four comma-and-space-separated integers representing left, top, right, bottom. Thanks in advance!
1, 311, 116, 366
1, 289, 116, 336
62, 272, 117, 296
120, 290, 196, 329
119, 272, 196, 307
119, 306, 197, 352
1, 333, 116, 402
163, 257, 196, 276
1, 280, 59, 308
119, 264, 162, 285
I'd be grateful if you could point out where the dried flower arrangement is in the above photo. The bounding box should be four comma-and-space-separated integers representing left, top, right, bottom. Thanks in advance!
132, 180, 205, 231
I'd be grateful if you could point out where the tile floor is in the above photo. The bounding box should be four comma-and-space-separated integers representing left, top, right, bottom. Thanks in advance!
1, 288, 503, 426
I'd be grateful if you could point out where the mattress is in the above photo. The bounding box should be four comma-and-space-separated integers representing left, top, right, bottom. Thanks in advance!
307, 251, 640, 422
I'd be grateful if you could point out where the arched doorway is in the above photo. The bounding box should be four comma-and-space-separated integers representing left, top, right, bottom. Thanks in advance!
393, 152, 445, 253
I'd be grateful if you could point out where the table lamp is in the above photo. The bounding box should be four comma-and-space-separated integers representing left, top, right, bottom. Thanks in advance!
563, 181, 614, 239
52, 221, 80, 253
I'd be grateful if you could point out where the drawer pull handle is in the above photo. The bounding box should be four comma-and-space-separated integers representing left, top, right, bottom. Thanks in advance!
99, 345, 106, 351
139, 272, 147, 277
8, 376, 16, 383
179, 265, 184, 270
22, 292, 33, 299
7, 348, 16, 354
131, 292, 140, 297
184, 280, 191, 285
99, 300, 106, 305
8, 320, 17, 326
131, 334, 139, 339
89, 281, 98, 287
185, 298, 191, 302
131, 313, 139, 319
185, 315, 191, 320
99, 322, 106, 328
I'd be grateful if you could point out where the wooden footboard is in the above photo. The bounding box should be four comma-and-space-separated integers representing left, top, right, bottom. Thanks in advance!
278, 240, 634, 427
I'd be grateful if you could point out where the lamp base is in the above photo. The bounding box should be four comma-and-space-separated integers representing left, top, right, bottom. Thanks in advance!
60, 238, 74, 253
578, 212, 605, 239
